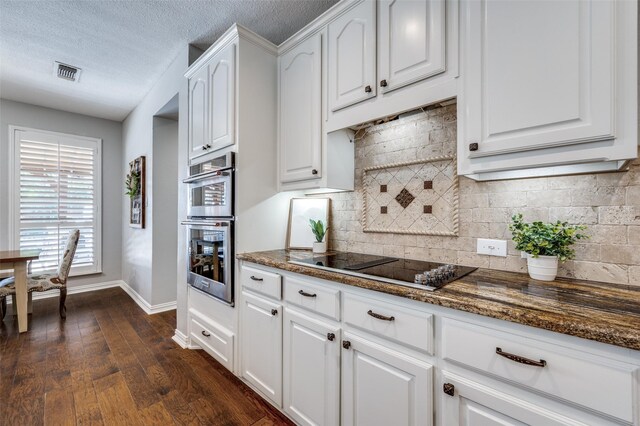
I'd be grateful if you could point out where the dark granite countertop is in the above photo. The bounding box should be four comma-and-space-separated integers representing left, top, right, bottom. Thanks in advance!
237, 250, 640, 352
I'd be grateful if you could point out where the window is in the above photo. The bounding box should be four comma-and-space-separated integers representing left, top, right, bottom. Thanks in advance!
10, 126, 102, 276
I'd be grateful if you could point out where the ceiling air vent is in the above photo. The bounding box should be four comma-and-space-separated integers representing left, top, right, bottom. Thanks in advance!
53, 62, 81, 82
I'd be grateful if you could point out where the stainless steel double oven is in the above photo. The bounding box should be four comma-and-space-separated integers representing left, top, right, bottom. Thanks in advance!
182, 153, 235, 305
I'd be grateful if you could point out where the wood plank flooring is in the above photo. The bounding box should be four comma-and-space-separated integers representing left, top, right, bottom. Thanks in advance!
0, 287, 293, 426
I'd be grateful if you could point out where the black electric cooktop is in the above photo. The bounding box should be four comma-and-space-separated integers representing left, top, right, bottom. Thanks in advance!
289, 252, 477, 291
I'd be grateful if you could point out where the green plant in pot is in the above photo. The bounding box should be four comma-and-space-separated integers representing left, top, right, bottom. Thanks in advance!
509, 214, 588, 281
309, 219, 328, 254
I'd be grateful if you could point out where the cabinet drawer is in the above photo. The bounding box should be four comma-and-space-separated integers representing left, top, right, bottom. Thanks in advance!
442, 318, 638, 423
284, 276, 340, 321
190, 313, 234, 371
343, 292, 434, 354
241, 265, 282, 300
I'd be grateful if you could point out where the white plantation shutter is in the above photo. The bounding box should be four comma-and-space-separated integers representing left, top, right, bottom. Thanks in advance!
13, 128, 102, 275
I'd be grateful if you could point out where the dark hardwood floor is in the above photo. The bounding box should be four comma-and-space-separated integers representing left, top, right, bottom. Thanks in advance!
0, 287, 293, 426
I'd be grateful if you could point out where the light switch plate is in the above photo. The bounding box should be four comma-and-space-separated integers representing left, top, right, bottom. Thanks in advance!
477, 238, 507, 257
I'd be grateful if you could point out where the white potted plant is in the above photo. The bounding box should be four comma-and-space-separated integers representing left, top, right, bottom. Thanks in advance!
509, 214, 588, 281
309, 219, 328, 254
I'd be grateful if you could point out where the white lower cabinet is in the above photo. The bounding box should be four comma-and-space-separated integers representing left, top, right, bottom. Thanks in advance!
283, 308, 341, 426
240, 290, 283, 406
341, 332, 433, 426
440, 372, 589, 426
239, 263, 640, 425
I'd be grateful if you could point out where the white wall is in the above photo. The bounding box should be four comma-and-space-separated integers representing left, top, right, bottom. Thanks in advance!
121, 46, 199, 325
0, 98, 123, 288
152, 116, 179, 305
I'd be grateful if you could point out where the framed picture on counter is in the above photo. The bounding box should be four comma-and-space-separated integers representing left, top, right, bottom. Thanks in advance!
286, 198, 330, 250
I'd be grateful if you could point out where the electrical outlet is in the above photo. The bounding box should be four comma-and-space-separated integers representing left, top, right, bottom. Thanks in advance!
477, 238, 507, 257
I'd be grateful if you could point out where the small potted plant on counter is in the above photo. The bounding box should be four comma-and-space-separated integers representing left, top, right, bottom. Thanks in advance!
309, 219, 328, 254
509, 214, 588, 281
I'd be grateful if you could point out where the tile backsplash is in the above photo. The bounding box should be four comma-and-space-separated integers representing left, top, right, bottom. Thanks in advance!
323, 103, 640, 286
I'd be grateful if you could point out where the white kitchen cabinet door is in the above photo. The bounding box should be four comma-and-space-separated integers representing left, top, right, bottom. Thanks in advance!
327, 0, 376, 111
279, 33, 322, 184
440, 372, 589, 426
208, 43, 236, 152
188, 65, 209, 160
283, 308, 340, 426
341, 332, 433, 426
377, 0, 446, 93
461, 0, 614, 159
240, 291, 282, 406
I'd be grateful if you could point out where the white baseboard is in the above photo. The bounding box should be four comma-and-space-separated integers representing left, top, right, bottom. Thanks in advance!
5, 279, 177, 316
6, 280, 123, 303
172, 329, 189, 348
119, 280, 177, 315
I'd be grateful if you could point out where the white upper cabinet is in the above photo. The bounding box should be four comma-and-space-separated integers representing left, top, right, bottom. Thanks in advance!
188, 65, 209, 159
378, 0, 446, 93
187, 42, 236, 162
459, 0, 638, 179
279, 33, 322, 183
208, 44, 235, 153
327, 0, 377, 111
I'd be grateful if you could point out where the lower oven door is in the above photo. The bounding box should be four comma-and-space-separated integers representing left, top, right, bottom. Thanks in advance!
183, 220, 234, 305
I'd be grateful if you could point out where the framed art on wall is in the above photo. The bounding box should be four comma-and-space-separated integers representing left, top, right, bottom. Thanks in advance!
286, 198, 330, 250
126, 156, 146, 228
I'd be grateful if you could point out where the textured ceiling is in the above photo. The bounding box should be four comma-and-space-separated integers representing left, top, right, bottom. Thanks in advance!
0, 0, 337, 121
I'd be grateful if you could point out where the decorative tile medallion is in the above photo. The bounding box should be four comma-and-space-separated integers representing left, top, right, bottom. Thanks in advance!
362, 155, 459, 236
395, 188, 415, 208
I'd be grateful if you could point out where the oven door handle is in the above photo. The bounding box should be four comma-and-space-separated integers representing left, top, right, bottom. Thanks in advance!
182, 169, 231, 183
181, 220, 230, 227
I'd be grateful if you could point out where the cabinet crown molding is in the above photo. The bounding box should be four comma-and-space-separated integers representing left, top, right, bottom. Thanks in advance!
185, 23, 277, 79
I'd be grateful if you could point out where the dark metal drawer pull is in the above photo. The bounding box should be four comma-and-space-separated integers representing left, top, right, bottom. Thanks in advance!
298, 289, 317, 298
327, 333, 335, 341
201, 330, 211, 337
496, 347, 546, 367
443, 383, 455, 396
271, 309, 278, 316
342, 340, 351, 349
367, 310, 395, 321
250, 276, 263, 282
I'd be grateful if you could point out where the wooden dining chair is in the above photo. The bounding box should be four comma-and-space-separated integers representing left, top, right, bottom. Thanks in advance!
0, 229, 80, 320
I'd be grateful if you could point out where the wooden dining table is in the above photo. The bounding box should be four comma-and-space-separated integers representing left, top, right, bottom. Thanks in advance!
0, 249, 40, 333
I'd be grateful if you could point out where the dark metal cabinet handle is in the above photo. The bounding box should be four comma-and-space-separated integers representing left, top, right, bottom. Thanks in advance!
342, 340, 351, 349
327, 333, 335, 341
469, 142, 479, 152
443, 383, 455, 396
496, 347, 546, 367
298, 289, 317, 298
365, 85, 372, 93
201, 330, 211, 337
271, 309, 278, 316
380, 79, 388, 87
367, 310, 395, 321
250, 276, 263, 282
311, 169, 318, 175
202, 144, 212, 150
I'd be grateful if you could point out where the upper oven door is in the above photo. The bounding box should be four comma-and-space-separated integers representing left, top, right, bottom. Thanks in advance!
187, 170, 233, 218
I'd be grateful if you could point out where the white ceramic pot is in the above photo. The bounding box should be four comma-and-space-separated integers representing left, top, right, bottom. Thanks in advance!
312, 241, 327, 254
526, 254, 558, 281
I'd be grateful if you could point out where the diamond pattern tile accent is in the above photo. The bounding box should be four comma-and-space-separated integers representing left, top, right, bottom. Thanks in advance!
362, 156, 458, 236
395, 188, 415, 208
